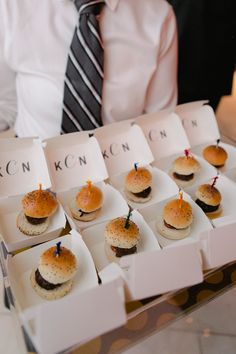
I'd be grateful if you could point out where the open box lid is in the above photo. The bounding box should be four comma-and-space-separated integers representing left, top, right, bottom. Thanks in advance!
135, 111, 190, 160
200, 220, 236, 270
43, 132, 108, 192
94, 121, 154, 177
100, 242, 203, 301
0, 138, 51, 198
175, 101, 220, 147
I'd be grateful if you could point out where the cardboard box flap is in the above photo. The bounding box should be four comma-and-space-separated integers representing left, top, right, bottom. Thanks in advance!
22, 280, 127, 354
200, 221, 236, 269
0, 138, 51, 198
135, 111, 190, 159
44, 133, 108, 192
94, 122, 154, 176
175, 101, 220, 147
119, 242, 203, 300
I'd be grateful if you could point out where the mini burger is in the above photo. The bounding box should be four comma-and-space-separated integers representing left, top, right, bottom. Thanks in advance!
203, 141, 228, 167
171, 150, 201, 188
156, 195, 193, 240
17, 184, 58, 236
195, 181, 222, 218
69, 181, 103, 221
125, 164, 152, 203
104, 214, 140, 262
30, 241, 77, 300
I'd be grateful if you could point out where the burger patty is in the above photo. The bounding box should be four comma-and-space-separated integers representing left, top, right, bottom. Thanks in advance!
164, 220, 177, 230
195, 199, 219, 213
111, 245, 137, 257
78, 209, 91, 217
173, 172, 194, 181
132, 186, 152, 198
35, 269, 62, 290
25, 215, 48, 225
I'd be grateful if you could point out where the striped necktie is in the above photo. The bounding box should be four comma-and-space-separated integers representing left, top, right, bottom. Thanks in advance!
61, 0, 105, 133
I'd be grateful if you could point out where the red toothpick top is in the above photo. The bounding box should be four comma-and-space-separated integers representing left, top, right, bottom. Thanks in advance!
184, 149, 190, 158
211, 176, 218, 188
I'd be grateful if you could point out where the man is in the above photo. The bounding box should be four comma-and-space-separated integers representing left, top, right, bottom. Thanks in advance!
0, 0, 178, 139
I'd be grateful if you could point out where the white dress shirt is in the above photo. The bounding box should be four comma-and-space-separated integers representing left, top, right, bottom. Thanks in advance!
0, 0, 177, 139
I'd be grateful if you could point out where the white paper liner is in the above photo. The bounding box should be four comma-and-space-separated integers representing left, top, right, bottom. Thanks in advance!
139, 193, 213, 249
7, 232, 98, 310
57, 182, 129, 230
153, 153, 217, 190
0, 195, 66, 252
109, 165, 179, 210
81, 210, 161, 272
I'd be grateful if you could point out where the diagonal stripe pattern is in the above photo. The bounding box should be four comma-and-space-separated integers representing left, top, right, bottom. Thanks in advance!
61, 0, 105, 133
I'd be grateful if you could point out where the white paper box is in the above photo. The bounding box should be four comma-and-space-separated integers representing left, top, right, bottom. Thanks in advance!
175, 101, 220, 147
0, 138, 66, 252
139, 193, 213, 249
0, 195, 66, 252
94, 121, 154, 176
7, 231, 127, 354
0, 138, 51, 197
58, 181, 129, 230
43, 132, 108, 192
110, 165, 179, 210
135, 111, 190, 159
200, 222, 236, 270
153, 153, 217, 190
82, 210, 161, 270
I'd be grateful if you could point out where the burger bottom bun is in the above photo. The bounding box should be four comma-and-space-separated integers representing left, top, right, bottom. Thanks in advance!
17, 211, 49, 236
69, 198, 101, 221
104, 242, 120, 263
124, 189, 152, 203
30, 270, 73, 300
156, 218, 190, 240
170, 171, 196, 188
206, 205, 223, 219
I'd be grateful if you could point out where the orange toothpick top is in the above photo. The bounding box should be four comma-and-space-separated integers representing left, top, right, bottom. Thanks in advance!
179, 190, 183, 208
86, 180, 93, 190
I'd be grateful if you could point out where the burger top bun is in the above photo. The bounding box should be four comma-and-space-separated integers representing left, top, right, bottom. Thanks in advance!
38, 246, 77, 284
163, 199, 193, 229
196, 184, 221, 206
173, 156, 200, 175
22, 188, 58, 218
76, 183, 103, 213
125, 167, 152, 193
203, 145, 228, 166
105, 217, 140, 248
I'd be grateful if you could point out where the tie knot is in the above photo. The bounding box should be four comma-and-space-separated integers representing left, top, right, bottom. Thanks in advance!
74, 0, 104, 16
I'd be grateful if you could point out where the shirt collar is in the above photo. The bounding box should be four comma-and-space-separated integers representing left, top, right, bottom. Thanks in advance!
58, 0, 120, 11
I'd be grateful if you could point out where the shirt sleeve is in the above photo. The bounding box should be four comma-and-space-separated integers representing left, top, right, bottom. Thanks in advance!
144, 5, 178, 113
0, 5, 17, 131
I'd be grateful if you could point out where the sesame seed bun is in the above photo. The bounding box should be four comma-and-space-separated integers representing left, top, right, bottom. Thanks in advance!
196, 184, 222, 206
163, 199, 193, 229
203, 145, 228, 167
105, 217, 140, 249
30, 269, 73, 300
75, 185, 103, 213
38, 246, 77, 284
22, 189, 58, 218
173, 156, 201, 175
156, 218, 190, 240
17, 210, 49, 236
125, 167, 152, 193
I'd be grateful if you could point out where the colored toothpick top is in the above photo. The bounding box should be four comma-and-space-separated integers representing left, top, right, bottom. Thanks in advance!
134, 163, 138, 171
211, 176, 219, 188
184, 149, 190, 158
216, 139, 220, 147
86, 180, 92, 190
125, 209, 132, 229
55, 241, 62, 257
179, 190, 183, 208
